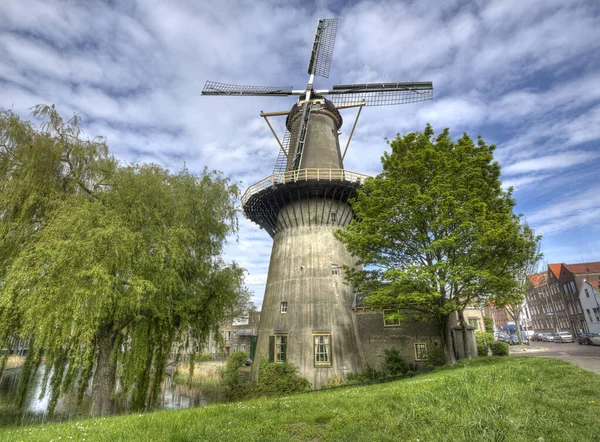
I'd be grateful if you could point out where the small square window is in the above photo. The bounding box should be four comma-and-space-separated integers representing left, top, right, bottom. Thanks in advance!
383, 309, 400, 326
331, 212, 337, 223
414, 343, 428, 361
314, 334, 331, 366
331, 264, 339, 276
280, 301, 288, 313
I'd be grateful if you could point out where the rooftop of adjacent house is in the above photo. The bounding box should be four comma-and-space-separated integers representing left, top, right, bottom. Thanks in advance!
564, 262, 600, 275
584, 279, 600, 290
527, 272, 545, 287
548, 263, 564, 279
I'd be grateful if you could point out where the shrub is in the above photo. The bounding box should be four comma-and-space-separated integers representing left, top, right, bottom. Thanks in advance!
475, 332, 494, 357
255, 356, 311, 395
489, 341, 509, 356
382, 348, 417, 376
320, 375, 347, 389
347, 366, 383, 383
427, 341, 445, 366
222, 351, 249, 399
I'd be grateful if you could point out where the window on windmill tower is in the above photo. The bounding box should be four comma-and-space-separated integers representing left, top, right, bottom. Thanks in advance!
414, 343, 428, 361
330, 212, 337, 223
314, 334, 331, 366
274, 335, 287, 362
331, 264, 339, 275
280, 301, 288, 313
383, 309, 401, 326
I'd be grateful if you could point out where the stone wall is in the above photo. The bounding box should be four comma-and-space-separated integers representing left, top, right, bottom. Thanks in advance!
353, 309, 442, 372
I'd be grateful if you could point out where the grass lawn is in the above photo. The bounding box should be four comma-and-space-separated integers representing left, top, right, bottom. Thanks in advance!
1, 357, 598, 441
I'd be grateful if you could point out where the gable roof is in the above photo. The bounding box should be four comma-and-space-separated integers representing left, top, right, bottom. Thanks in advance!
564, 262, 600, 275
548, 263, 563, 279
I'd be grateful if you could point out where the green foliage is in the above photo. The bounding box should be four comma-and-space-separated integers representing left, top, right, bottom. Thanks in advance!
382, 348, 416, 376
335, 124, 540, 363
489, 341, 509, 356
427, 341, 446, 366
483, 316, 494, 333
255, 356, 311, 396
222, 351, 249, 399
0, 107, 250, 416
346, 367, 383, 384
475, 332, 494, 357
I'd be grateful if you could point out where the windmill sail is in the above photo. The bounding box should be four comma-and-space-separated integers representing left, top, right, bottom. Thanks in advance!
307, 19, 338, 78
202, 81, 294, 96
324, 82, 433, 107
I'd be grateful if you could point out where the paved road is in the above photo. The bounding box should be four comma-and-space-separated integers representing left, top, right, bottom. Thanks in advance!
510, 341, 600, 374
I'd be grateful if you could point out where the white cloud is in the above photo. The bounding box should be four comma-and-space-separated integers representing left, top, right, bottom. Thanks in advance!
1, 0, 600, 304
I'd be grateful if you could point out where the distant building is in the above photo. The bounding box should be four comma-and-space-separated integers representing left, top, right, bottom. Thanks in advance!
579, 280, 600, 334
526, 262, 600, 335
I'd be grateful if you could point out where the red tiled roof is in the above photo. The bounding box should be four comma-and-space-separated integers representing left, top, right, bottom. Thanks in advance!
548, 263, 564, 279
565, 262, 600, 275
527, 273, 545, 287
586, 280, 600, 290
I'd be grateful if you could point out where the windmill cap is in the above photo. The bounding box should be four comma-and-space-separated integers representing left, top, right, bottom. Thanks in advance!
286, 96, 343, 131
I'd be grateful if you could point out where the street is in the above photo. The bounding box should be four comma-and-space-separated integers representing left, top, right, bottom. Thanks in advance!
510, 341, 600, 374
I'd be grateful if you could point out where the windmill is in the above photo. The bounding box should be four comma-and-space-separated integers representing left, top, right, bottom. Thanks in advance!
202, 18, 432, 388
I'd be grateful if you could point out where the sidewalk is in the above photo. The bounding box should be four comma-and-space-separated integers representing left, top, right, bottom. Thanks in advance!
508, 345, 545, 354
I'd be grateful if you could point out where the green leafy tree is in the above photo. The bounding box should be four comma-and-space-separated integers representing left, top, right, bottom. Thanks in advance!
494, 234, 542, 344
335, 125, 538, 364
0, 107, 249, 416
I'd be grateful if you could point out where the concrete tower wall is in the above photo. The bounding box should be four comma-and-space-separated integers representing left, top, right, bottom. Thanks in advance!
254, 199, 364, 388
299, 113, 343, 170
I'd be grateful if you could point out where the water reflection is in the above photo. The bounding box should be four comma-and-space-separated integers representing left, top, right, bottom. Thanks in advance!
0, 364, 213, 424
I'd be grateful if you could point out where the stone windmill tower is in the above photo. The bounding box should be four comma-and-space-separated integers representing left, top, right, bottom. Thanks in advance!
203, 18, 432, 388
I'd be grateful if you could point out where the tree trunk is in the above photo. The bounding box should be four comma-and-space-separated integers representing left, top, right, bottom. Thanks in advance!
441, 315, 456, 365
514, 311, 523, 344
91, 325, 117, 417
457, 309, 472, 359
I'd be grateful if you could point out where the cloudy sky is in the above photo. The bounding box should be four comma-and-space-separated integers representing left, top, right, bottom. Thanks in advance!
2, 0, 599, 307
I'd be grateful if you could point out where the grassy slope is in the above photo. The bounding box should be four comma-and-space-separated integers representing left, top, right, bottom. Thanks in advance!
1, 357, 599, 442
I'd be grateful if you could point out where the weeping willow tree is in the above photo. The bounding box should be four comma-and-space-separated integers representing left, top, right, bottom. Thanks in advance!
0, 106, 249, 416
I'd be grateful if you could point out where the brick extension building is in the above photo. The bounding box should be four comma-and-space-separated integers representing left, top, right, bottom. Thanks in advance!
527, 262, 600, 335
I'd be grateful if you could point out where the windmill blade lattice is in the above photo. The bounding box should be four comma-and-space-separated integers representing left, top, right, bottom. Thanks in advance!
202, 81, 294, 96
307, 19, 338, 78
325, 82, 433, 107
273, 129, 292, 174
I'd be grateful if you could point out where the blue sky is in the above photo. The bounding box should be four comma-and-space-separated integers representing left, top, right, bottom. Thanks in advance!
1, 0, 600, 308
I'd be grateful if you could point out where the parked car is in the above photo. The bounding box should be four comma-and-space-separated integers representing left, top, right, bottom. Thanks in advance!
541, 333, 555, 342
577, 333, 600, 345
509, 334, 520, 345
531, 332, 545, 342
554, 332, 574, 343
244, 358, 253, 366
496, 333, 511, 344
591, 335, 600, 346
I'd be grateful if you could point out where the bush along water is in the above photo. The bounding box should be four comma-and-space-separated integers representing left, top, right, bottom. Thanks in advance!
255, 356, 311, 396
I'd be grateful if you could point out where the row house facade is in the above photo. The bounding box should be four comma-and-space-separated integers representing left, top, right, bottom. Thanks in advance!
527, 262, 600, 335
579, 279, 600, 333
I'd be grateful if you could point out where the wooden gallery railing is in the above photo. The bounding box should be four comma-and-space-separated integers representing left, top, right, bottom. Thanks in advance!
241, 168, 370, 206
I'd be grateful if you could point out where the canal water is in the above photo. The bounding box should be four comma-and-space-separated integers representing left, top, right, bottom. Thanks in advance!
0, 364, 215, 424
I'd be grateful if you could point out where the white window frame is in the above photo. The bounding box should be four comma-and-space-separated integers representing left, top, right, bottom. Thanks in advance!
414, 343, 428, 361
280, 301, 288, 314
314, 334, 331, 367
275, 334, 287, 363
